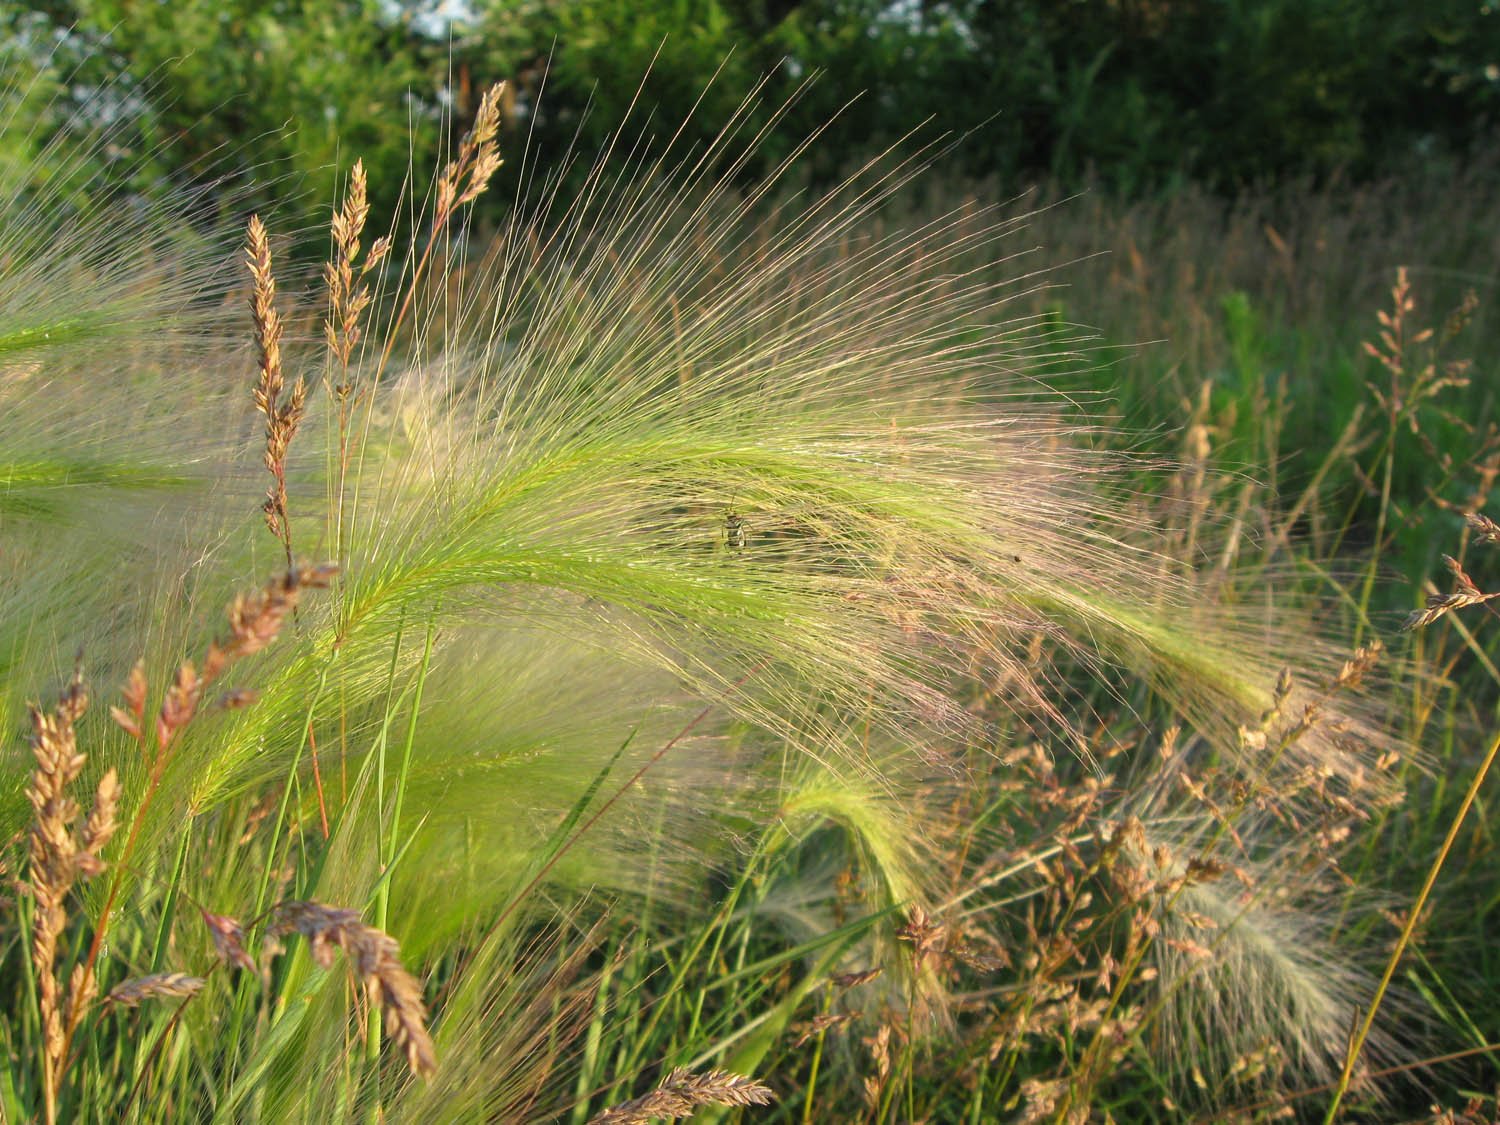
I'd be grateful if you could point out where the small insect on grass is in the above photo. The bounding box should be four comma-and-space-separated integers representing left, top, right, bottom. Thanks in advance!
724, 508, 748, 551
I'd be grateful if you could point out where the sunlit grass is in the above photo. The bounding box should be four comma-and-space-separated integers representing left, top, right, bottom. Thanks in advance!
4, 60, 1498, 1124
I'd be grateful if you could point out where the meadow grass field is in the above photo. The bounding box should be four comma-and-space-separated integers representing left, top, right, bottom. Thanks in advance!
4, 68, 1500, 1124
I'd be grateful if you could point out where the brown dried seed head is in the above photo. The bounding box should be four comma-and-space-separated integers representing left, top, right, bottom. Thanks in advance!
953, 945, 1009, 973
268, 899, 436, 1078
1274, 666, 1294, 700
1182, 856, 1228, 885
26, 671, 98, 1095
155, 660, 201, 751
331, 159, 370, 261
202, 910, 256, 972
434, 176, 456, 222
896, 903, 946, 969
245, 216, 284, 415
1404, 586, 1499, 631
369, 953, 437, 1079
68, 960, 99, 1016
110, 660, 148, 742
792, 1012, 856, 1048
457, 147, 503, 208
78, 768, 121, 867
224, 565, 336, 659
1333, 639, 1383, 688
470, 81, 505, 149
284, 376, 306, 429
108, 972, 205, 1007
588, 1068, 774, 1124
1468, 510, 1500, 546
365, 235, 392, 272
434, 81, 507, 220
57, 666, 88, 724
1443, 553, 1479, 593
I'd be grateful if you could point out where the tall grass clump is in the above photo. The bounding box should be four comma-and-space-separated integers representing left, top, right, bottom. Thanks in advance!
0, 61, 1428, 1121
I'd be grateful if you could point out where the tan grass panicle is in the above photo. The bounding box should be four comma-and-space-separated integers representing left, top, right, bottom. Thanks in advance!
24, 667, 120, 1125
270, 899, 437, 1079
588, 1067, 774, 1124
246, 214, 305, 563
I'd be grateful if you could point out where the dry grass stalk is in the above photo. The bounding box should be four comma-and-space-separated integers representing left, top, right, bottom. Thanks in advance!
270, 900, 436, 1079
895, 904, 1005, 978
896, 904, 945, 971
246, 215, 305, 566
588, 1067, 774, 1124
111, 564, 337, 755
325, 160, 391, 416
53, 566, 337, 1087
355, 80, 507, 476
433, 82, 506, 232
324, 159, 391, 378
24, 667, 120, 1125
1361, 265, 1472, 418
106, 972, 205, 1008
324, 158, 393, 567
1404, 553, 1500, 631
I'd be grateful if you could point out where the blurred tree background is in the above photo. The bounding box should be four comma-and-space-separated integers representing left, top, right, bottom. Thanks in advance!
4, 0, 1498, 234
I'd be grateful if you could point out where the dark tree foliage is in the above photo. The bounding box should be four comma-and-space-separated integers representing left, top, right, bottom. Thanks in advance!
6, 0, 1497, 235
468, 0, 1499, 194
2, 0, 450, 235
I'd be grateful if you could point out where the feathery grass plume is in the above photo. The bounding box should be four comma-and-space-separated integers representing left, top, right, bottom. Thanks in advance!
381, 94, 1376, 813
0, 55, 243, 373
753, 748, 949, 1005
136, 75, 1397, 861
358, 629, 742, 949
0, 52, 1436, 1122
1150, 855, 1396, 1104
388, 916, 605, 1122
1075, 674, 1407, 1110
270, 900, 436, 1079
588, 1067, 774, 1124
86, 82, 1412, 1121
0, 65, 266, 741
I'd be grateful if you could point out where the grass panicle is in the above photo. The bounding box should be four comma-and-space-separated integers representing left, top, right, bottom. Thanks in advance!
588, 1067, 774, 1124
270, 899, 437, 1079
24, 666, 113, 1125
106, 972, 206, 1008
247, 215, 305, 565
